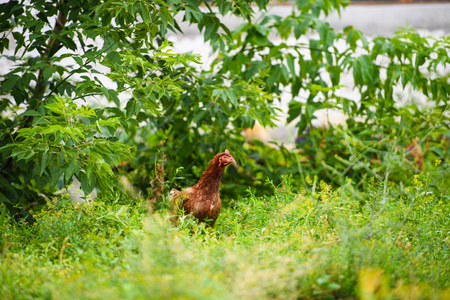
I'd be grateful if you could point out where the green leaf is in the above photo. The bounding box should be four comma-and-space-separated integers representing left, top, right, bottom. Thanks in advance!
353, 55, 377, 85
79, 172, 96, 195
309, 39, 322, 62
326, 65, 341, 86
286, 54, 296, 79
204, 21, 218, 42
139, 2, 149, 24
293, 17, 311, 39
218, 0, 232, 15
296, 0, 310, 10
109, 89, 120, 107
45, 98, 67, 115
51, 167, 64, 188
185, 4, 203, 22
160, 6, 170, 30
244, 61, 264, 80
288, 101, 302, 124
43, 66, 55, 81
11, 147, 34, 161
40, 152, 50, 176
225, 89, 238, 107
2, 75, 20, 91
101, 87, 110, 100
20, 110, 42, 117
74, 56, 83, 67
193, 110, 207, 123
65, 160, 78, 183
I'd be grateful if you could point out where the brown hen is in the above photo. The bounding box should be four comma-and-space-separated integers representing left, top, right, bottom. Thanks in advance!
169, 149, 236, 228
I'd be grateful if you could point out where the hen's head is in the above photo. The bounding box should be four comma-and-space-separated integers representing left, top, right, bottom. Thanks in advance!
218, 149, 236, 167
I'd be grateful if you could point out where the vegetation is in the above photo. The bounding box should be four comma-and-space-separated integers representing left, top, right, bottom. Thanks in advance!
1, 0, 449, 215
0, 0, 449, 298
1, 169, 449, 299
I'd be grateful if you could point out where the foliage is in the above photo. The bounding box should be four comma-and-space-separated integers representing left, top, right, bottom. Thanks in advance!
1, 0, 450, 219
214, 4, 450, 186
1, 1, 449, 297
0, 0, 282, 217
1, 170, 449, 299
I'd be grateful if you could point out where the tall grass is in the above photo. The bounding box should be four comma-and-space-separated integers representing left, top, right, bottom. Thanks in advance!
1, 167, 449, 299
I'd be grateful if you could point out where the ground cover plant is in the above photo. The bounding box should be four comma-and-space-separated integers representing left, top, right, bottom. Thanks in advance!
1, 168, 449, 299
1, 0, 449, 298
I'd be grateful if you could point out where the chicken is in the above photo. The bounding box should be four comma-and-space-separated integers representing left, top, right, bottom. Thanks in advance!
169, 149, 236, 228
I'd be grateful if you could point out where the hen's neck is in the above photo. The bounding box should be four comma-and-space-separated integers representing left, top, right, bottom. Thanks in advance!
195, 161, 224, 194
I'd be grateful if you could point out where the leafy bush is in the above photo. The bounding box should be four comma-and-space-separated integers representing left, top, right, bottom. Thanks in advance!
0, 0, 279, 218
1, 0, 449, 219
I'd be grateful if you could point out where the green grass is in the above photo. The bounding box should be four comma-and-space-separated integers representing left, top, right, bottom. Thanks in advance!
1, 170, 449, 299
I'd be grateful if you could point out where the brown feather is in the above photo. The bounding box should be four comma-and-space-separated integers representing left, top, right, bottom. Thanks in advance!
170, 150, 236, 228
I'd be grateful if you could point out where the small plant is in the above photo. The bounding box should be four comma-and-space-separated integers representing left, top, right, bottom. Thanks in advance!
1, 171, 450, 298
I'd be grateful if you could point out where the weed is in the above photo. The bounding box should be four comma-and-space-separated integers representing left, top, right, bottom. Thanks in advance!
1, 169, 449, 299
